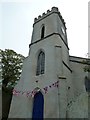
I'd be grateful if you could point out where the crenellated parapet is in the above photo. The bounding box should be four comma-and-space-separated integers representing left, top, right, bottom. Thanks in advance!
34, 7, 66, 28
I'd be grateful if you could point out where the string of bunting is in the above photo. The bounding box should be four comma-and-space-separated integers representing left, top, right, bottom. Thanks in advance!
13, 80, 59, 98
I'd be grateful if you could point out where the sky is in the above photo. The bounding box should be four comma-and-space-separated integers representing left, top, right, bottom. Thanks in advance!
0, 0, 89, 57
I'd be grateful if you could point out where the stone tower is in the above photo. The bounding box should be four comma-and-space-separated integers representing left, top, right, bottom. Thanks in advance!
9, 7, 75, 118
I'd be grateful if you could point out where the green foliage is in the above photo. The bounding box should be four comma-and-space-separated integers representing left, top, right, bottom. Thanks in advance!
83, 59, 90, 72
0, 49, 25, 89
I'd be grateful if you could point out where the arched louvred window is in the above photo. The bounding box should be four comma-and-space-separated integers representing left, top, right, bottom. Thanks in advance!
85, 76, 90, 92
41, 25, 45, 39
36, 51, 45, 75
32, 91, 44, 119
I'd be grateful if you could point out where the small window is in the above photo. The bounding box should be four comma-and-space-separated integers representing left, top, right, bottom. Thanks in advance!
36, 51, 45, 76
85, 77, 90, 92
41, 26, 45, 39
61, 27, 65, 35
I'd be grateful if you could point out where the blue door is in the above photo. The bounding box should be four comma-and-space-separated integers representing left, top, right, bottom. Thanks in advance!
32, 91, 44, 120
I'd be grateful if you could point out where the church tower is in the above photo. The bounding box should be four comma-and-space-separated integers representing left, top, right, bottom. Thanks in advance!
9, 7, 74, 118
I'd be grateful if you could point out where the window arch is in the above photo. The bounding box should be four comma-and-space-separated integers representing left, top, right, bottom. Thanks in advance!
41, 25, 45, 39
36, 51, 45, 75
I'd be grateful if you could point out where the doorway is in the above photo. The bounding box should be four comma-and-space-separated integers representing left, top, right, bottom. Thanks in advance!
32, 91, 44, 119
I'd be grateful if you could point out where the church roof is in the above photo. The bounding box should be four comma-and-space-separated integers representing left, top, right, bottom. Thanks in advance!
69, 56, 90, 65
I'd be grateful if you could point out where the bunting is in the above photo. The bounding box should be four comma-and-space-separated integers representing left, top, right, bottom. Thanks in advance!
13, 80, 59, 98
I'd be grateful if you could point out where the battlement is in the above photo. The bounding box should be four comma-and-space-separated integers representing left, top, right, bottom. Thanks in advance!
34, 7, 66, 28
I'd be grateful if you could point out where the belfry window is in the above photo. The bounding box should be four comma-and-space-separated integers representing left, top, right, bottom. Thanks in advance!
41, 26, 45, 39
36, 51, 45, 75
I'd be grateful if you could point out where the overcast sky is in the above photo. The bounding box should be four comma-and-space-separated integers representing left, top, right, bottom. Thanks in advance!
0, 0, 89, 57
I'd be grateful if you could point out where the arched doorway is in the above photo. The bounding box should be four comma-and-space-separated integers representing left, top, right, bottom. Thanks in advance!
32, 91, 44, 119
